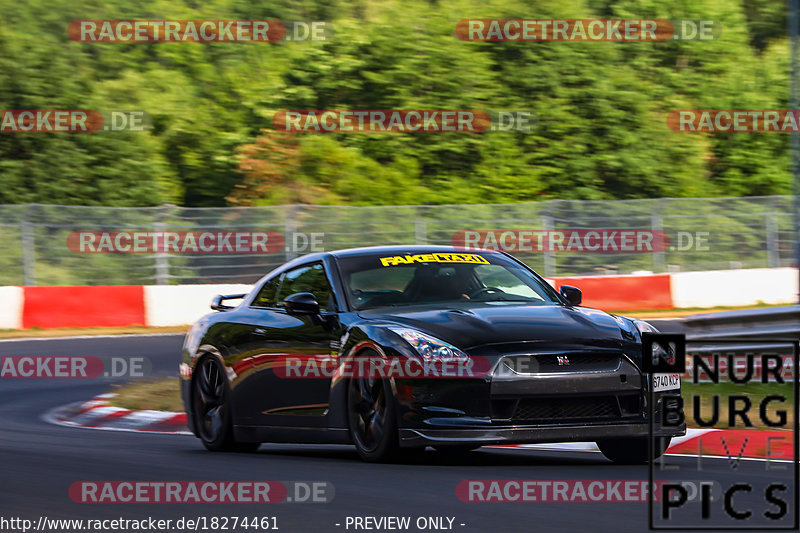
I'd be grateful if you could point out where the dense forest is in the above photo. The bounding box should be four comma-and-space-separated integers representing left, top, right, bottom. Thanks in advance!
0, 0, 791, 207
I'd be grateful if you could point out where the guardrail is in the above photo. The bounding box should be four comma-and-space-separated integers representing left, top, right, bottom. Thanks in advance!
659, 306, 800, 383
681, 305, 800, 341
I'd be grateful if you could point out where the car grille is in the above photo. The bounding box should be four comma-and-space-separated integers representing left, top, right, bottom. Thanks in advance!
505, 394, 641, 424
503, 352, 621, 374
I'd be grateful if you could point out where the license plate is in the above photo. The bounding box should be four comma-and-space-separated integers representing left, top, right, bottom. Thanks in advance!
652, 373, 681, 391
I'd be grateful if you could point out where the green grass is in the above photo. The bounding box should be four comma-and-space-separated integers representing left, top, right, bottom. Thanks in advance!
0, 325, 188, 339
680, 381, 795, 431
109, 378, 184, 412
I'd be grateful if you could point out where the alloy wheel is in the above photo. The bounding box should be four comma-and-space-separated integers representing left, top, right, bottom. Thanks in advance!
194, 357, 226, 443
348, 375, 387, 452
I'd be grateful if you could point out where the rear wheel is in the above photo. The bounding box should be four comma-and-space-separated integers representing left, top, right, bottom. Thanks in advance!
597, 437, 671, 464
347, 355, 403, 462
192, 356, 259, 453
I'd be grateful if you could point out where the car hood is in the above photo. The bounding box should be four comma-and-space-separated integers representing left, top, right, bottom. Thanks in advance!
357, 303, 628, 351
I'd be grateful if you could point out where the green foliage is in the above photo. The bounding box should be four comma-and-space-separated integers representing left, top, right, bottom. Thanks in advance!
0, 0, 793, 206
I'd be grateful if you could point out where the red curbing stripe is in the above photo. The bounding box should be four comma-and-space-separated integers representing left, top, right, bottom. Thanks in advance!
72, 396, 112, 415
491, 429, 793, 460
666, 429, 794, 459
94, 409, 132, 423
73, 403, 109, 416
147, 412, 188, 431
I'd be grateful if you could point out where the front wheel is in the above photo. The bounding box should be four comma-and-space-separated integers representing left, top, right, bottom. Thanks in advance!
596, 437, 671, 464
347, 361, 402, 462
192, 356, 259, 453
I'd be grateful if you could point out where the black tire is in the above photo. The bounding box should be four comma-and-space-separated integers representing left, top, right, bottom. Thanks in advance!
597, 437, 671, 464
347, 353, 403, 462
192, 356, 259, 453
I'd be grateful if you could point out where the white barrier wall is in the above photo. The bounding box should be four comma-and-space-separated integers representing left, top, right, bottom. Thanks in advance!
670, 268, 798, 308
0, 286, 23, 329
143, 284, 254, 327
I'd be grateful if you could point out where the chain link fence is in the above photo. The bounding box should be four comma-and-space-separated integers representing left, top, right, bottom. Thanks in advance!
0, 196, 794, 286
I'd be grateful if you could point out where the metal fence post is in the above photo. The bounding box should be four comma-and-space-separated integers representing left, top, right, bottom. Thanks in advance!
766, 212, 779, 267
541, 214, 555, 277
285, 205, 298, 261
153, 205, 173, 285
791, 0, 800, 301
153, 220, 169, 285
20, 206, 36, 286
415, 219, 427, 245
651, 212, 666, 273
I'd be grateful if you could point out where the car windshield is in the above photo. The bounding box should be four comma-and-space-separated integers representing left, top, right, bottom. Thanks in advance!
337, 250, 562, 310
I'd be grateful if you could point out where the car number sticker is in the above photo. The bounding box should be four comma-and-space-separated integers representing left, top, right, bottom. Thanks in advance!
652, 373, 681, 391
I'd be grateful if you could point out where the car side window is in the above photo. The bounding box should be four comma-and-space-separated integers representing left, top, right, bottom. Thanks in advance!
251, 275, 282, 308
275, 263, 335, 311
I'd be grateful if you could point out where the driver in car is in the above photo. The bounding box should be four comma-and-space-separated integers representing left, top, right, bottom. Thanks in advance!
407, 265, 475, 302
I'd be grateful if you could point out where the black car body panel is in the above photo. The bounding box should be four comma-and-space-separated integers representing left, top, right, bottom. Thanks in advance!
181, 245, 685, 448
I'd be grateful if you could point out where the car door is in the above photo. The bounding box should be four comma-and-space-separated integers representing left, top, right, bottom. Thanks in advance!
231, 262, 342, 428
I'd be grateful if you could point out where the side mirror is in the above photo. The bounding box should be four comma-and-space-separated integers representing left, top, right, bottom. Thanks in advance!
283, 292, 320, 315
211, 293, 246, 311
559, 285, 582, 306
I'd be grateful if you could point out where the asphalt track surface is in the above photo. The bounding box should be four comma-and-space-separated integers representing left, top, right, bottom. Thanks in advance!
0, 333, 796, 533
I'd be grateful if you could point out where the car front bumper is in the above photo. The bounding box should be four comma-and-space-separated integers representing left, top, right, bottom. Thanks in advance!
399, 421, 686, 447
395, 348, 686, 447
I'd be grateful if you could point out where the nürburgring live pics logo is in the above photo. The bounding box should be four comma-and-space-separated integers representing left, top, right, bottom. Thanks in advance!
644, 333, 798, 530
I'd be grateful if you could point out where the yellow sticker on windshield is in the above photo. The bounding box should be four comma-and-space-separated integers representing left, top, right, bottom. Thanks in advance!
379, 253, 490, 267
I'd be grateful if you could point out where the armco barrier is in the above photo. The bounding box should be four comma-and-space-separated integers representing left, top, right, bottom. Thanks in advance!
682, 305, 800, 341
3, 268, 798, 329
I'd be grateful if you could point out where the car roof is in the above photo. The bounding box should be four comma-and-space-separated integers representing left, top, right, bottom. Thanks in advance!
280, 246, 500, 270
250, 246, 503, 300
328, 245, 498, 258
264, 245, 505, 283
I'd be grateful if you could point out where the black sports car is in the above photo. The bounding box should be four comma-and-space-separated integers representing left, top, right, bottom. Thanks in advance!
180, 245, 685, 462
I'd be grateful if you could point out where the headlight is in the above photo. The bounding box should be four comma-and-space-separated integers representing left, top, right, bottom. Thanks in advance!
632, 320, 674, 365
632, 319, 659, 334
388, 327, 470, 362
